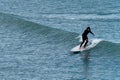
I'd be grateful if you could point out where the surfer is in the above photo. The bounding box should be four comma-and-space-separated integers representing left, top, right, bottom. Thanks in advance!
80, 27, 94, 48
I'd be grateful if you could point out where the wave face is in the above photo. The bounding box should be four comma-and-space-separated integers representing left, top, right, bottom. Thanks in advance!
0, 12, 120, 80
0, 0, 120, 43
0, 12, 78, 54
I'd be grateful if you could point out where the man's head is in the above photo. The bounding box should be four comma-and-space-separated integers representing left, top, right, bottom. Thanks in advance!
87, 27, 90, 31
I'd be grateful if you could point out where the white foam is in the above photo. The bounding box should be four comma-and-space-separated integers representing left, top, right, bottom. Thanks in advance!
90, 39, 103, 48
41, 14, 120, 20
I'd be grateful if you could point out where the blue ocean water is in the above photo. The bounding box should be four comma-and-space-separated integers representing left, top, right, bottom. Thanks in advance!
0, 0, 120, 80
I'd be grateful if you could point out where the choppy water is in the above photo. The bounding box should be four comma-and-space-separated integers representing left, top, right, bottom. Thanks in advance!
0, 0, 120, 80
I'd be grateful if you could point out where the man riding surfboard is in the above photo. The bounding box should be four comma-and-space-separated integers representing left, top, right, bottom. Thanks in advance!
80, 27, 95, 48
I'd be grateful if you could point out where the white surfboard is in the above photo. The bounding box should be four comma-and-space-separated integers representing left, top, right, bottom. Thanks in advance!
71, 39, 102, 52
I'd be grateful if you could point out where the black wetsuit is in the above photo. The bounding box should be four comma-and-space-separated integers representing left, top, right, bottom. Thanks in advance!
80, 29, 94, 47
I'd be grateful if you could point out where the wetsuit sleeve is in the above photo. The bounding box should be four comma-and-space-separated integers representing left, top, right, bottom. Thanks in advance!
90, 30, 94, 36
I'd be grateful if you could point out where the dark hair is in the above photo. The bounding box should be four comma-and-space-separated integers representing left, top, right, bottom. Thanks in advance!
87, 27, 90, 30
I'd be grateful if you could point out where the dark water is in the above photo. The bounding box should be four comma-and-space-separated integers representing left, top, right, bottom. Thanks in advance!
0, 0, 120, 80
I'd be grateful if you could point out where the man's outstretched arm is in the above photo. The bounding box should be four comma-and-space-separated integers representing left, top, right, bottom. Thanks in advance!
90, 31, 95, 36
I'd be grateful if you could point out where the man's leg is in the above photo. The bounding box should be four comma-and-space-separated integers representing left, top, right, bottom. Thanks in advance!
84, 39, 88, 48
80, 40, 85, 48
